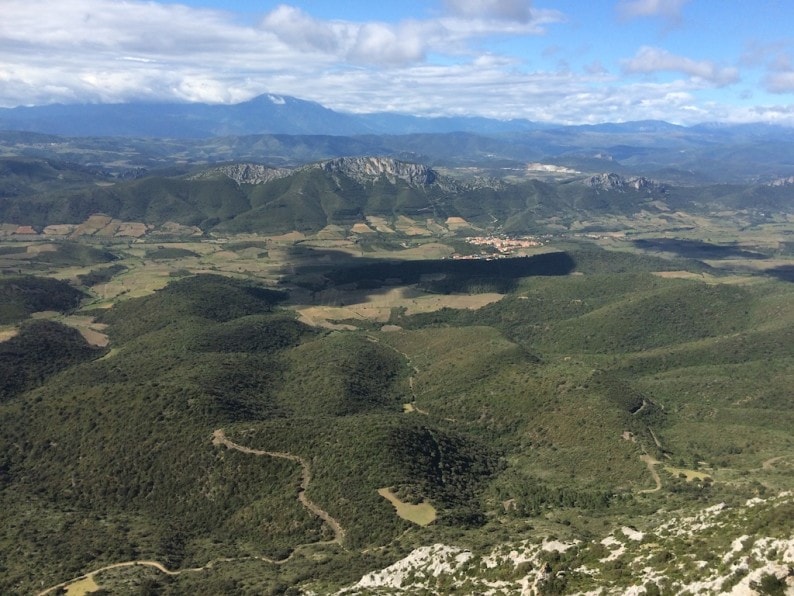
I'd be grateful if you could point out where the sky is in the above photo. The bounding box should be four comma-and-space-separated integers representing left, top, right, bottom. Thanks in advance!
2, 0, 794, 124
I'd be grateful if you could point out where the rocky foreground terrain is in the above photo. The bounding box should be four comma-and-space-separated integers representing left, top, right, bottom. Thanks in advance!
337, 492, 794, 595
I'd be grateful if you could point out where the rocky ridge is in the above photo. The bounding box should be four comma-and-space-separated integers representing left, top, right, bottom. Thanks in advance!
768, 175, 794, 187
307, 157, 438, 186
190, 163, 290, 185
585, 172, 665, 193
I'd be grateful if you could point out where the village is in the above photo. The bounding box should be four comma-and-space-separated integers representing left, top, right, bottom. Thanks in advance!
451, 234, 546, 259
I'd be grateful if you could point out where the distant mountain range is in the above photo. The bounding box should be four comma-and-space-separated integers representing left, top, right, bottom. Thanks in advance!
0, 94, 547, 138
3, 94, 794, 184
1, 93, 790, 140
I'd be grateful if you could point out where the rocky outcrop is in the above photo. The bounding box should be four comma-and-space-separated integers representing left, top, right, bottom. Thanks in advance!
768, 176, 794, 187
191, 163, 290, 185
309, 157, 437, 186
584, 173, 665, 193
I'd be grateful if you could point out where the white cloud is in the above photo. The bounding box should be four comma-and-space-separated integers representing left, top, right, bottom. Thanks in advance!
765, 71, 794, 94
617, 0, 690, 22
622, 46, 739, 87
0, 0, 788, 124
256, 2, 562, 66
260, 5, 341, 54
348, 21, 433, 66
740, 41, 794, 94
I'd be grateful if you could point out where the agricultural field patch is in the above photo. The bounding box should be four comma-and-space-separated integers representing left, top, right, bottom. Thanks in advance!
0, 327, 19, 342
293, 286, 504, 328
664, 466, 712, 482
64, 575, 100, 595
377, 487, 437, 526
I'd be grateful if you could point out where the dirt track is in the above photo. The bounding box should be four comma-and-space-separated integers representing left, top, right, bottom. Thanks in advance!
761, 455, 788, 470
639, 454, 662, 493
36, 560, 214, 596
37, 430, 346, 595
212, 429, 345, 544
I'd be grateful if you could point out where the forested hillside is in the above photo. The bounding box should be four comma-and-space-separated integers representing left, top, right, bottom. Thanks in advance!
1, 239, 792, 593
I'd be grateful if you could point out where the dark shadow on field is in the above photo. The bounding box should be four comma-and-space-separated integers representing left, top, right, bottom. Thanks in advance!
278, 247, 576, 296
633, 238, 768, 260
766, 265, 794, 283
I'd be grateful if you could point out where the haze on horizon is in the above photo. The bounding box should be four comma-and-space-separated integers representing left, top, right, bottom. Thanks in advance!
2, 0, 794, 125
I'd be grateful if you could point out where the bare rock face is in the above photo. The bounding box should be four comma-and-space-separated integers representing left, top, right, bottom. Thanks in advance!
768, 176, 794, 187
191, 163, 290, 185
311, 157, 437, 186
584, 173, 664, 193
192, 157, 442, 189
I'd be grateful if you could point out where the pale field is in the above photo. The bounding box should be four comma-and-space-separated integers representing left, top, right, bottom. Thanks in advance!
392, 242, 455, 259
377, 487, 437, 526
350, 222, 376, 234
365, 216, 396, 234
424, 219, 448, 235
445, 216, 479, 232
393, 215, 432, 236
315, 224, 347, 239
26, 243, 59, 254
293, 287, 503, 328
652, 271, 763, 285
82, 240, 285, 306
97, 348, 121, 361
64, 575, 100, 596
29, 312, 110, 346
664, 466, 713, 482
0, 327, 19, 342
703, 257, 794, 271
22, 233, 331, 310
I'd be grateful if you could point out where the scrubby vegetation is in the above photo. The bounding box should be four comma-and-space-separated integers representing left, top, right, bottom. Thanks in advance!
0, 275, 86, 323
3, 115, 794, 594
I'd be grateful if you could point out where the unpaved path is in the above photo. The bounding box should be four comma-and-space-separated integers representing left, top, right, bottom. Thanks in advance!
212, 429, 345, 544
639, 454, 662, 493
36, 560, 217, 596
38, 430, 346, 595
366, 335, 427, 415
761, 455, 789, 470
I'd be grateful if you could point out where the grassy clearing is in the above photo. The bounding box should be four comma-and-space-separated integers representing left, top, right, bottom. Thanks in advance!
294, 307, 360, 330
365, 216, 396, 234
64, 575, 100, 596
652, 270, 761, 285
27, 312, 110, 347
293, 287, 504, 328
664, 466, 712, 482
377, 488, 437, 526
0, 327, 19, 342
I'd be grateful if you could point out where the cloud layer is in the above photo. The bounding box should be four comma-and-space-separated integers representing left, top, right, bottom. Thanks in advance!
0, 0, 792, 124
622, 47, 739, 87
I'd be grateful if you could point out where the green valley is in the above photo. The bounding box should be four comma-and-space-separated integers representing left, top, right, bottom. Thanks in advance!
0, 142, 793, 595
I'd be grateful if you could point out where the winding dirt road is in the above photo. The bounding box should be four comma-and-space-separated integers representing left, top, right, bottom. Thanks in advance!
37, 430, 346, 595
36, 560, 217, 596
761, 455, 789, 470
639, 454, 663, 494
366, 334, 428, 414
211, 429, 345, 544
